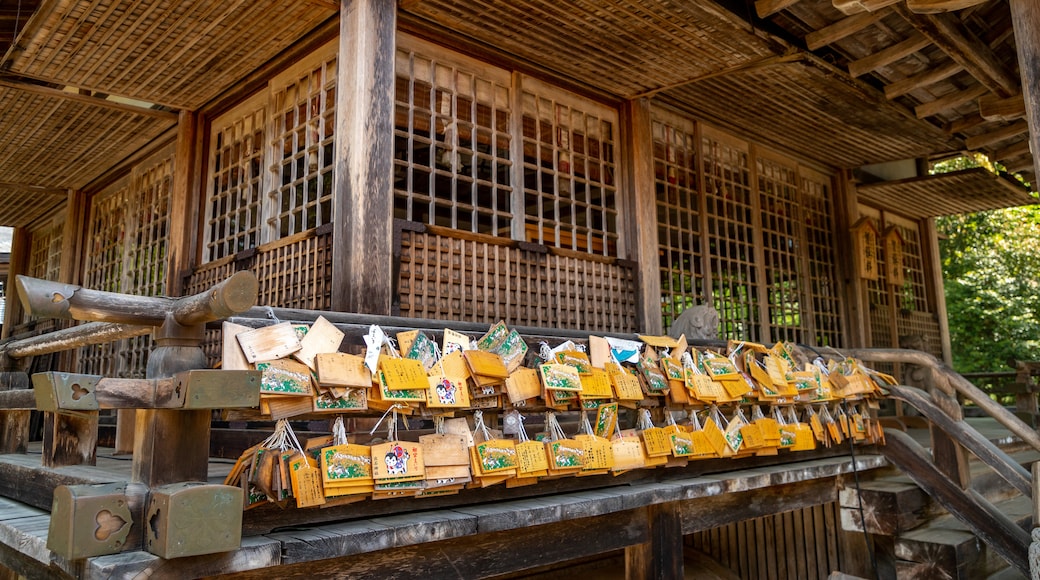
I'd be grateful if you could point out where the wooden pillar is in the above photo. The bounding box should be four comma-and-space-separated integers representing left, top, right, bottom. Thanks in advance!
1011, 0, 1040, 177
41, 411, 98, 467
131, 320, 210, 486
927, 372, 972, 489
834, 170, 868, 348
166, 110, 199, 299
58, 190, 86, 287
331, 0, 396, 315
626, 501, 684, 580
1, 227, 29, 340
623, 98, 662, 334
921, 218, 952, 366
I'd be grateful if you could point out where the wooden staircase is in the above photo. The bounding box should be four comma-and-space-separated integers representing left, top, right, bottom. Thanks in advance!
830, 348, 1040, 579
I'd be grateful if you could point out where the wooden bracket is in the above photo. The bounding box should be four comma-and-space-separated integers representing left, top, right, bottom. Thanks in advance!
174, 369, 261, 409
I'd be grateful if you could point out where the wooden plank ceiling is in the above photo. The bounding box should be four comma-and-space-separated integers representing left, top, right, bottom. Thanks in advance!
856, 167, 1036, 218
0, 0, 336, 228
0, 0, 1034, 229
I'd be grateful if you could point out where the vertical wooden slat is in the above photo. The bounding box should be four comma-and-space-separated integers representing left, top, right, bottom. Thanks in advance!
332, 0, 396, 315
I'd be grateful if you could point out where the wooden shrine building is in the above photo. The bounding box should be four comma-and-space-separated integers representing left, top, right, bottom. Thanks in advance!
0, 0, 1039, 578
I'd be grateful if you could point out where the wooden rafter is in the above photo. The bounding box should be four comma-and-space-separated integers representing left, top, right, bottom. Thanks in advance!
805, 9, 891, 50
945, 112, 987, 134
884, 61, 962, 99
832, 0, 901, 16
0, 76, 178, 119
0, 181, 66, 196
755, 0, 800, 18
965, 120, 1029, 149
979, 93, 1026, 121
893, 4, 1019, 98
906, 0, 990, 14
847, 33, 931, 77
915, 84, 989, 118
993, 139, 1032, 161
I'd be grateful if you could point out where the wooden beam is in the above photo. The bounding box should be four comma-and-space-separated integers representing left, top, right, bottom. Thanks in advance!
805, 10, 890, 51
884, 61, 963, 100
979, 93, 1026, 121
944, 112, 987, 134
1006, 157, 1036, 174
832, 0, 901, 16
914, 84, 989, 118
42, 411, 98, 467
893, 4, 1019, 98
623, 99, 661, 334
906, 0, 990, 13
848, 33, 931, 77
331, 0, 396, 315
993, 138, 1031, 161
0, 77, 178, 120
965, 120, 1029, 149
1011, 0, 1040, 177
756, 0, 800, 17
0, 181, 66, 196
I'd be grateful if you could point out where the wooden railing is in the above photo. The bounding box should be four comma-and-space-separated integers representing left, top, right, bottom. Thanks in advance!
825, 347, 1037, 576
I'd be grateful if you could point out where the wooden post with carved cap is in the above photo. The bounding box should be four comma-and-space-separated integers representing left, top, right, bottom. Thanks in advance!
15, 271, 259, 485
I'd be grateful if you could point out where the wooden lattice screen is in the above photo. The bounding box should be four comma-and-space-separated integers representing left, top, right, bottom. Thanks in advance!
655, 115, 844, 347
395, 221, 637, 332
654, 112, 707, 331
78, 146, 173, 378
186, 228, 333, 365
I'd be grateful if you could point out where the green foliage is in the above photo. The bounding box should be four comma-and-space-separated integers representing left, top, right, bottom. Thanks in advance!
935, 157, 1040, 372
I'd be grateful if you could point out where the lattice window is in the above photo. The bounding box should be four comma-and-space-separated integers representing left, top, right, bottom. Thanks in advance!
79, 147, 172, 378
758, 155, 804, 344
84, 184, 129, 293
802, 172, 843, 347
394, 38, 513, 236
520, 77, 619, 257
269, 48, 337, 238
895, 221, 927, 313
653, 115, 705, 332
28, 219, 62, 282
205, 95, 266, 261
703, 130, 759, 342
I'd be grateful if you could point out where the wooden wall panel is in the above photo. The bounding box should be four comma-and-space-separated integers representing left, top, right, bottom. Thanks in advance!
396, 224, 638, 332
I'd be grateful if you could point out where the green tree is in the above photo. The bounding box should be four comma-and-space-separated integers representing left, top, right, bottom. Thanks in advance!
935, 159, 1040, 372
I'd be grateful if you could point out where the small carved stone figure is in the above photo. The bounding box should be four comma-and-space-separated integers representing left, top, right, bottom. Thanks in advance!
669, 305, 720, 341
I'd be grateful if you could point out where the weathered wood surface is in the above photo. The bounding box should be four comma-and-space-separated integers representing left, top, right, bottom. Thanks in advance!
887, 384, 1031, 496
0, 389, 35, 409
623, 98, 663, 335
1011, 0, 1040, 177
0, 410, 30, 454
15, 271, 258, 328
840, 347, 1040, 454
0, 322, 151, 360
41, 412, 97, 468
625, 501, 684, 580
839, 477, 929, 535
880, 429, 1031, 576
331, 0, 396, 316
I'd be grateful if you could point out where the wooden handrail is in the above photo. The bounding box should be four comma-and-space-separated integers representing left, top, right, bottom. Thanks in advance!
823, 347, 1040, 454
882, 429, 1031, 576
886, 384, 1031, 497
15, 270, 258, 327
